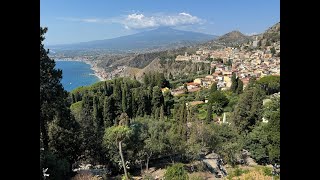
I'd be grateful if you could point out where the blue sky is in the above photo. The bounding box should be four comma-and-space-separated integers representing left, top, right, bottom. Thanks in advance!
41, 0, 280, 45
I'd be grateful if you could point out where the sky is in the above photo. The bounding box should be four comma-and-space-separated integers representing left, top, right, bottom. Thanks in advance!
41, 0, 280, 45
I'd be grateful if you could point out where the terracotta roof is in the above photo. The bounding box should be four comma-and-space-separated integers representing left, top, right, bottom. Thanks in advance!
186, 82, 200, 86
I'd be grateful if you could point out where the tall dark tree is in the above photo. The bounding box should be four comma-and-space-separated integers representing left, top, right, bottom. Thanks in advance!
79, 93, 97, 161
206, 104, 213, 123
163, 91, 174, 116
103, 95, 116, 127
231, 87, 265, 134
210, 82, 218, 93
230, 73, 238, 93
113, 78, 122, 116
236, 79, 244, 94
40, 27, 81, 178
151, 86, 164, 115
40, 27, 66, 150
121, 82, 128, 113
256, 75, 280, 95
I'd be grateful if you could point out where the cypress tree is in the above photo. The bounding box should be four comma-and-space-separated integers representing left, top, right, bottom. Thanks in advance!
230, 73, 238, 93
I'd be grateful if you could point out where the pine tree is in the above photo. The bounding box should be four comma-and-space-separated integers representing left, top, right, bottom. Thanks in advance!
40, 27, 66, 150
41, 27, 82, 177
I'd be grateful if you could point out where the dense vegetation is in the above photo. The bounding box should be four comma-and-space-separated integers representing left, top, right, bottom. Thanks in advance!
40, 27, 280, 179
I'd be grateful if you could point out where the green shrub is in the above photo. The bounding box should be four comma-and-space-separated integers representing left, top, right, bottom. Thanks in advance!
164, 163, 189, 180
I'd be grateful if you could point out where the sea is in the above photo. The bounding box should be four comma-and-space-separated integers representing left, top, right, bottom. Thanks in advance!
55, 60, 100, 92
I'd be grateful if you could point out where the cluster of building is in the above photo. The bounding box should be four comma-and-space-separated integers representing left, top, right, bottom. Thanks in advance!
171, 43, 280, 96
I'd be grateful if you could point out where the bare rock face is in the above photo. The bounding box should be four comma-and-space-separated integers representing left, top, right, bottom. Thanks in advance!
245, 157, 258, 166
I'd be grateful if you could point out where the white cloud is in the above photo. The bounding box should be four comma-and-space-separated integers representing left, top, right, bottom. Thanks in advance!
57, 17, 103, 23
122, 12, 204, 29
82, 18, 100, 23
58, 12, 205, 29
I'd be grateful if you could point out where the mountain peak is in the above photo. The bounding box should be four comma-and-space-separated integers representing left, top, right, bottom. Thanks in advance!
220, 30, 246, 39
48, 27, 217, 53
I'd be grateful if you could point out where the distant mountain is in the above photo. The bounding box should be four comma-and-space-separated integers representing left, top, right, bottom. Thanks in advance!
217, 31, 252, 44
201, 30, 253, 48
48, 27, 218, 54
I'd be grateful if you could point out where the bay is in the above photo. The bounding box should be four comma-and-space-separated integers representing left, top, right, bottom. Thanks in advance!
55, 60, 100, 92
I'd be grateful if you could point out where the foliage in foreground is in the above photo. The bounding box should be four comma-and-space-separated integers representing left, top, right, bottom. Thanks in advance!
164, 163, 189, 180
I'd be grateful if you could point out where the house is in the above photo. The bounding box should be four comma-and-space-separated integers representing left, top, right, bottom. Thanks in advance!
175, 55, 190, 61
202, 80, 212, 88
188, 87, 201, 92
224, 76, 232, 88
161, 87, 170, 94
222, 71, 232, 76
186, 82, 200, 90
205, 75, 214, 80
171, 90, 185, 96
217, 81, 226, 89
194, 78, 202, 85
217, 76, 224, 81
196, 50, 203, 55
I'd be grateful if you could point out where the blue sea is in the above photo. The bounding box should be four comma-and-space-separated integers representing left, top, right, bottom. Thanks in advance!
55, 60, 100, 92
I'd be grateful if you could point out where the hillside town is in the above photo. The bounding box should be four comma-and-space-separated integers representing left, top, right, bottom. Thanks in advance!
171, 42, 280, 96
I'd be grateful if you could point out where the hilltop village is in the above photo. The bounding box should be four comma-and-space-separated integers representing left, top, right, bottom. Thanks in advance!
170, 42, 280, 96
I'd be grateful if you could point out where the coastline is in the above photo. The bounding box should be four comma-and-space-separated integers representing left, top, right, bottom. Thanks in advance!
55, 58, 106, 82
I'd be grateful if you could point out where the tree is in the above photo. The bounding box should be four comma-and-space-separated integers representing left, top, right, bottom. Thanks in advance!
263, 95, 280, 164
103, 126, 133, 179
270, 47, 276, 55
40, 27, 66, 150
163, 91, 174, 116
48, 110, 82, 167
164, 163, 189, 180
210, 82, 218, 93
236, 79, 243, 94
143, 120, 168, 170
209, 90, 229, 108
206, 104, 213, 123
40, 27, 80, 178
212, 124, 243, 166
79, 93, 99, 162
256, 75, 280, 95
104, 95, 116, 127
230, 73, 238, 93
151, 86, 164, 115
245, 123, 269, 164
231, 87, 265, 134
